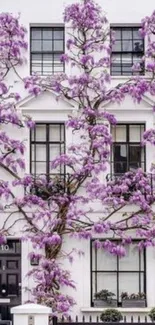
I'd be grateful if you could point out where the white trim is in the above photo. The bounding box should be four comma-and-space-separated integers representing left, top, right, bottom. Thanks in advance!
81, 307, 151, 313
17, 89, 76, 110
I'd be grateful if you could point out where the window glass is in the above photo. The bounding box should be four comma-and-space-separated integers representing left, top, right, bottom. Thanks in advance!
95, 273, 117, 297
91, 240, 146, 307
30, 124, 65, 190
31, 40, 42, 51
119, 273, 140, 299
43, 29, 53, 40
31, 29, 41, 39
111, 27, 144, 76
112, 124, 145, 174
30, 27, 64, 75
122, 28, 132, 39
97, 249, 117, 271
119, 244, 139, 271
35, 125, 46, 141
113, 125, 126, 142
43, 40, 53, 52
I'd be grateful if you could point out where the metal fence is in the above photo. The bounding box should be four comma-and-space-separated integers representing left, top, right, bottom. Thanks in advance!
53, 315, 154, 325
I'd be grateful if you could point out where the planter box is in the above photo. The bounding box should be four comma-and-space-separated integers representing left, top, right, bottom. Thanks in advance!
122, 299, 146, 308
94, 299, 117, 307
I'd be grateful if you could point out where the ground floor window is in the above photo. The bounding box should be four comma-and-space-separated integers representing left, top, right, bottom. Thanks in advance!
91, 240, 146, 307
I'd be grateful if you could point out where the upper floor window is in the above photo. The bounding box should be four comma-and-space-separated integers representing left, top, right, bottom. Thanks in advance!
111, 27, 144, 76
30, 27, 65, 75
30, 123, 65, 197
111, 124, 145, 174
91, 240, 146, 307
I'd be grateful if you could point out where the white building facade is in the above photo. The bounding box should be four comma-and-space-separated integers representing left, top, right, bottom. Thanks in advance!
0, 0, 155, 322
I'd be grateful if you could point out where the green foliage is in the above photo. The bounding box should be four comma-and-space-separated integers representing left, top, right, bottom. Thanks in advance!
94, 290, 115, 302
149, 308, 155, 321
100, 309, 123, 323
121, 292, 146, 300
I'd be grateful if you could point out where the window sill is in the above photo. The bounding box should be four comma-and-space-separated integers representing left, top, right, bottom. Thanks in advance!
81, 307, 151, 313
111, 75, 150, 80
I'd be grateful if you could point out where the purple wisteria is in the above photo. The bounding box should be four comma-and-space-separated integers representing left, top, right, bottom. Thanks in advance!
0, 0, 155, 317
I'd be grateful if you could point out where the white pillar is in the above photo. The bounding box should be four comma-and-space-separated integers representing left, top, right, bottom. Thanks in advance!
11, 303, 52, 325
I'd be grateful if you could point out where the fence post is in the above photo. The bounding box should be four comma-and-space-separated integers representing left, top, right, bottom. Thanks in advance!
53, 316, 58, 325
11, 303, 52, 325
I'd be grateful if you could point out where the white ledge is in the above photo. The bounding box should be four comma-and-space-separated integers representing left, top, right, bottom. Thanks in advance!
81, 307, 151, 313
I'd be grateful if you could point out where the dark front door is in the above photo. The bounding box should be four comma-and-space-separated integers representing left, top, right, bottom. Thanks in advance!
0, 240, 21, 321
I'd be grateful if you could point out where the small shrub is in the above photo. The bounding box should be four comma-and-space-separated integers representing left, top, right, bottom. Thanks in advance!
149, 308, 155, 321
100, 309, 123, 323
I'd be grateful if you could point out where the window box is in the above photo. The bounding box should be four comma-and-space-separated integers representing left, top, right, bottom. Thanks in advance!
122, 299, 146, 308
94, 299, 117, 307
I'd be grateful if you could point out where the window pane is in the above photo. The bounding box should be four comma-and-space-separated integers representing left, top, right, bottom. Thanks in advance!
112, 53, 121, 64
133, 28, 141, 40
122, 53, 132, 64
53, 40, 64, 51
114, 161, 127, 174
36, 145, 46, 161
43, 54, 53, 73
43, 29, 52, 39
31, 40, 42, 51
129, 145, 141, 170
95, 273, 117, 297
31, 29, 41, 39
133, 41, 144, 52
114, 145, 127, 161
112, 40, 121, 52
31, 65, 42, 74
129, 125, 141, 142
49, 144, 61, 160
43, 40, 52, 51
113, 126, 126, 142
32, 53, 42, 65
35, 125, 46, 141
96, 249, 117, 271
54, 30, 64, 39
49, 125, 61, 141
36, 162, 46, 174
113, 29, 121, 40
122, 29, 132, 40
122, 40, 132, 52
54, 66, 64, 73
119, 273, 141, 301
119, 244, 139, 271
122, 66, 132, 74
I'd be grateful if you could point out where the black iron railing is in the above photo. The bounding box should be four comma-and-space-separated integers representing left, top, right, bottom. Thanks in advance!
53, 315, 153, 325
26, 173, 68, 199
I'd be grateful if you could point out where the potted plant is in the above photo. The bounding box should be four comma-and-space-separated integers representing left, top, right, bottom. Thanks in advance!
149, 308, 155, 321
94, 289, 117, 307
121, 292, 146, 307
100, 309, 123, 323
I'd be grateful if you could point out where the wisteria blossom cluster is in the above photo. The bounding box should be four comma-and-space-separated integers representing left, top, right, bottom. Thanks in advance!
1, 0, 155, 317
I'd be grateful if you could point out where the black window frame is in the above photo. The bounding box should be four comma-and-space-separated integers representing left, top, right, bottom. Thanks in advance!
30, 26, 65, 75
90, 239, 146, 307
30, 123, 66, 196
111, 123, 146, 175
111, 26, 144, 76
